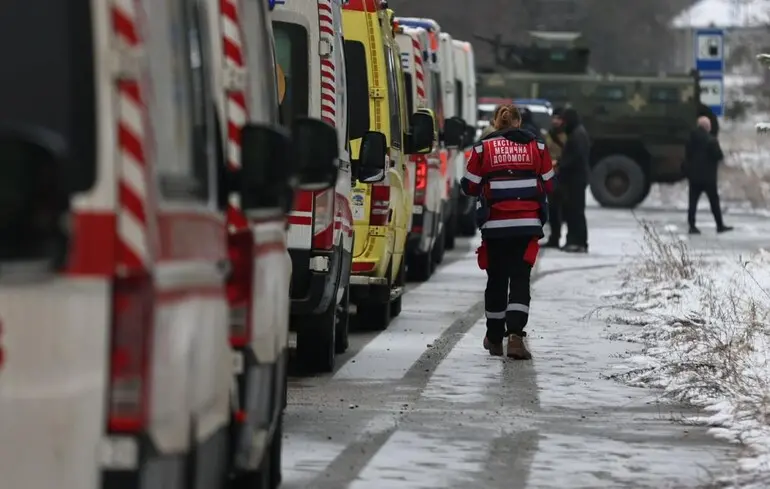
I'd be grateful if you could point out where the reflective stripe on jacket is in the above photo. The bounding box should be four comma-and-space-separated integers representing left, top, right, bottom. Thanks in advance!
461, 129, 555, 238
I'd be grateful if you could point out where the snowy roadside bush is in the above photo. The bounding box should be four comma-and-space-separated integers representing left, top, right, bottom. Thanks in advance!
603, 220, 770, 488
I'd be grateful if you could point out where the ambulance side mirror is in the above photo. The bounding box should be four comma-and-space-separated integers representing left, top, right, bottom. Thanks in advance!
443, 116, 465, 148
405, 110, 436, 155
357, 131, 387, 183
239, 123, 294, 212
0, 127, 72, 275
292, 117, 339, 191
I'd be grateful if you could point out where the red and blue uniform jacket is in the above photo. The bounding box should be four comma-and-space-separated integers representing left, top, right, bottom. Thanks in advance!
461, 128, 555, 240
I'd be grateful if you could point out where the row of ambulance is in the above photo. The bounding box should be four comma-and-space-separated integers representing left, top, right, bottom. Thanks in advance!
0, 1, 476, 489
282, 0, 479, 376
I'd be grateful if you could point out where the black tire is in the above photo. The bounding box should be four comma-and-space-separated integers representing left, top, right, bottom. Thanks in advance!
459, 210, 476, 236
268, 413, 283, 489
432, 222, 446, 265
444, 207, 457, 250
296, 297, 336, 373
231, 448, 271, 489
358, 261, 392, 331
407, 250, 432, 282
335, 283, 350, 354
390, 255, 405, 318
589, 154, 648, 208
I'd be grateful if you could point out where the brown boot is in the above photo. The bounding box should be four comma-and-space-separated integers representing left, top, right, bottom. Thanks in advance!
483, 336, 504, 356
507, 335, 532, 360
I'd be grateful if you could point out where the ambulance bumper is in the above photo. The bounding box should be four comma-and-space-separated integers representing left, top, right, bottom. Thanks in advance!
288, 248, 340, 316
100, 425, 229, 489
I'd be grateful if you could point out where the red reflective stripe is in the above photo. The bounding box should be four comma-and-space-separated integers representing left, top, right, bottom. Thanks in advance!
65, 212, 118, 276
64, 212, 228, 275
287, 214, 312, 226
343, 0, 379, 12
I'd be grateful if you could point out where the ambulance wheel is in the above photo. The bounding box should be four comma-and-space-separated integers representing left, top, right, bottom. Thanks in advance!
231, 446, 271, 489
359, 262, 392, 330
459, 210, 477, 236
296, 299, 336, 373
335, 284, 350, 354
432, 224, 446, 265
407, 250, 432, 282
444, 209, 457, 250
390, 256, 405, 318
269, 413, 283, 489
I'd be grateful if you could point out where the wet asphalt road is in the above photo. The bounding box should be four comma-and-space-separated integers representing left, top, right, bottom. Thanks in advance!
280, 200, 769, 489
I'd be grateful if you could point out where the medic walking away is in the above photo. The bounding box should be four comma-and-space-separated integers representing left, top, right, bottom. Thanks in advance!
461, 104, 555, 360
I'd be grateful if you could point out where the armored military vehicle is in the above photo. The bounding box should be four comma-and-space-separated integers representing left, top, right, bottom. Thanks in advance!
476, 31, 717, 208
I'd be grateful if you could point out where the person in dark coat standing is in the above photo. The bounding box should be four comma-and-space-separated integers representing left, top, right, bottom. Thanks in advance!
543, 107, 567, 247
558, 108, 590, 253
520, 108, 542, 139
685, 116, 733, 234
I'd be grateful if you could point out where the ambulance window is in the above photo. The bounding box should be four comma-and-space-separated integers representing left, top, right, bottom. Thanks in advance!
384, 44, 402, 149
142, 0, 214, 202
273, 22, 309, 125
431, 72, 444, 130
404, 73, 414, 115
241, 0, 280, 123
343, 40, 369, 141
0, 0, 97, 192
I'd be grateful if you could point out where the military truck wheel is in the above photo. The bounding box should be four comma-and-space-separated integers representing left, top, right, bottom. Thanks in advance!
590, 155, 647, 208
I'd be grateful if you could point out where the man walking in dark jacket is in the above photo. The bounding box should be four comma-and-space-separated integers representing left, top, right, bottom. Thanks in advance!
685, 116, 733, 234
558, 108, 591, 252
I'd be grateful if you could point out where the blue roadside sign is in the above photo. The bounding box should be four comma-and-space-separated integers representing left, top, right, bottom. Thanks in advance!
694, 28, 724, 73
699, 73, 724, 117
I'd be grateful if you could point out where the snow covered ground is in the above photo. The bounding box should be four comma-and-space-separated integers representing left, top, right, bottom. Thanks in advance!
600, 217, 770, 488
281, 204, 759, 488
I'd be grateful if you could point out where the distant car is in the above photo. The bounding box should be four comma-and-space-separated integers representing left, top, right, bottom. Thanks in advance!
476, 97, 553, 138
513, 98, 553, 133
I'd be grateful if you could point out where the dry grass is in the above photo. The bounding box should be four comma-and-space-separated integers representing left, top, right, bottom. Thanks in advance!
606, 220, 770, 487
620, 217, 702, 286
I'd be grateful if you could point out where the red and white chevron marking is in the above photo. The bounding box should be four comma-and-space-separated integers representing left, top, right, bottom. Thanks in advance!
221, 0, 248, 170
318, 0, 337, 126
113, 0, 151, 270
412, 38, 426, 103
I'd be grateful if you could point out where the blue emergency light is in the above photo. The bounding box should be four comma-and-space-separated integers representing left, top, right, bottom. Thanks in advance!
268, 0, 285, 11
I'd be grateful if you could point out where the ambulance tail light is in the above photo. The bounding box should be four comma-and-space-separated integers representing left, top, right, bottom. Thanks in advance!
108, 273, 154, 433
227, 229, 254, 348
370, 184, 390, 226
414, 156, 428, 205
312, 189, 336, 250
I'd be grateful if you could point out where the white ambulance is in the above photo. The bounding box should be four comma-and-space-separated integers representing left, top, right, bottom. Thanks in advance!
452, 39, 480, 237
209, 0, 337, 486
0, 1, 337, 489
273, 0, 354, 373
396, 26, 443, 281
395, 17, 466, 255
